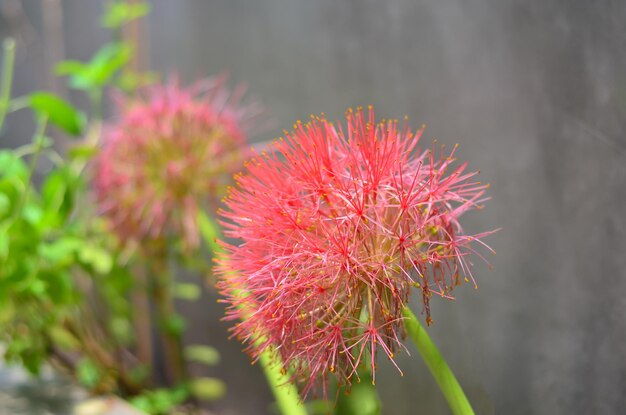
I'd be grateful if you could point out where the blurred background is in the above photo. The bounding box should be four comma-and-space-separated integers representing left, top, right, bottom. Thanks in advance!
1, 1, 626, 414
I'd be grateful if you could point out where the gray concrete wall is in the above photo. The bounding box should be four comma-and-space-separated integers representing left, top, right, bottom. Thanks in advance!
2, 1, 626, 414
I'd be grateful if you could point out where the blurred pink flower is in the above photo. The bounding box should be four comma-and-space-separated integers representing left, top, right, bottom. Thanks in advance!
94, 77, 258, 250
216, 107, 495, 395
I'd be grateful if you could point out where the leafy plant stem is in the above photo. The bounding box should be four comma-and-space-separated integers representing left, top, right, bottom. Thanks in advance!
132, 266, 154, 379
14, 115, 48, 219
402, 306, 475, 415
63, 317, 141, 395
0, 38, 16, 132
148, 243, 188, 385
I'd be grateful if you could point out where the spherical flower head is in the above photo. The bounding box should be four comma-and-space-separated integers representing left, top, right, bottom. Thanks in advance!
216, 107, 495, 395
94, 77, 258, 250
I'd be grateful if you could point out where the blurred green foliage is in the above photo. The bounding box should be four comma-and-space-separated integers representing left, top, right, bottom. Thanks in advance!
0, 125, 137, 385
56, 43, 132, 91
29, 92, 86, 136
0, 2, 226, 414
102, 1, 151, 29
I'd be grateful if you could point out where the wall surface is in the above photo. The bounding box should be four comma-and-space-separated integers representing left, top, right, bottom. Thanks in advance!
2, 1, 626, 414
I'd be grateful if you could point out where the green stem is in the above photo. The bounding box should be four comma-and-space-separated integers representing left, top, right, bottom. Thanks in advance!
0, 38, 16, 132
131, 265, 154, 384
146, 242, 187, 386
402, 307, 475, 415
197, 211, 307, 415
89, 87, 103, 121
14, 115, 48, 219
257, 345, 308, 415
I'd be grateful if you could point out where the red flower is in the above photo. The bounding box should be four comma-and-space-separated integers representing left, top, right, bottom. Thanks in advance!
94, 77, 258, 250
216, 107, 494, 395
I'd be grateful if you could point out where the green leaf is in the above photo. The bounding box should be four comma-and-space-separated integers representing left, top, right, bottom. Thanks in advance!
189, 377, 227, 401
77, 358, 102, 389
88, 43, 132, 84
28, 280, 46, 298
163, 314, 186, 337
67, 143, 99, 161
102, 1, 151, 28
21, 350, 46, 375
55, 60, 86, 76
104, 265, 134, 293
38, 237, 82, 265
0, 224, 8, 259
184, 345, 220, 366
41, 173, 67, 223
128, 365, 150, 384
78, 244, 113, 274
29, 92, 85, 136
109, 317, 133, 345
43, 270, 75, 304
47, 326, 79, 350
0, 184, 18, 220
130, 395, 151, 413
130, 386, 188, 414
41, 166, 78, 224
57, 43, 132, 90
0, 150, 28, 179
173, 282, 201, 301
0, 192, 9, 217
22, 203, 43, 225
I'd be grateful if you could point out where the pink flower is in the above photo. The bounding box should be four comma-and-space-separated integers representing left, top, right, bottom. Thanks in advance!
216, 107, 494, 395
94, 77, 258, 250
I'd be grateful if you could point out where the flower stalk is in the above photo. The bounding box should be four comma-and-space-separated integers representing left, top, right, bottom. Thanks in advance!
198, 211, 307, 415
147, 242, 188, 385
403, 307, 475, 415
257, 341, 308, 415
0, 38, 16, 131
